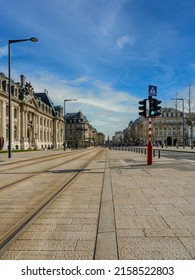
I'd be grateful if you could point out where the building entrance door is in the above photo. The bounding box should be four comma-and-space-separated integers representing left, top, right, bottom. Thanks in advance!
167, 137, 172, 146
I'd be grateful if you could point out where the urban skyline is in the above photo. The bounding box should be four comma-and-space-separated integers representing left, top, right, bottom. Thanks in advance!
1, 0, 195, 137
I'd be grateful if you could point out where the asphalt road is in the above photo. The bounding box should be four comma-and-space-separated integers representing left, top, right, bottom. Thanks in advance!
153, 149, 195, 171
159, 149, 195, 161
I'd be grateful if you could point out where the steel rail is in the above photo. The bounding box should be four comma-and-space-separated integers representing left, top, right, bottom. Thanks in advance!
0, 149, 87, 172
0, 148, 99, 191
0, 148, 105, 255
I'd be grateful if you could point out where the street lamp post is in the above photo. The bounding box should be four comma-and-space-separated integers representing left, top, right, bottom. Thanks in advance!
64, 99, 77, 151
171, 98, 185, 148
8, 37, 38, 158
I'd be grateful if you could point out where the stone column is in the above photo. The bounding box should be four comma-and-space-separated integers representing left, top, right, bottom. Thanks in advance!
20, 105, 24, 150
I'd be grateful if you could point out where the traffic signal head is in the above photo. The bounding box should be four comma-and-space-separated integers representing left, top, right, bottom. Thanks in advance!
138, 99, 147, 117
149, 98, 161, 117
155, 99, 162, 116
150, 98, 156, 117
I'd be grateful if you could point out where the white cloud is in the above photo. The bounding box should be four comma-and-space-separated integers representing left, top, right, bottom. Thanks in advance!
62, 76, 90, 86
0, 46, 7, 58
23, 70, 138, 137
116, 35, 136, 49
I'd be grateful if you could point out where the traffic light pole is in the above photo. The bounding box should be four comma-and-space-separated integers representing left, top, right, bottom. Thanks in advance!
147, 118, 153, 165
138, 92, 161, 165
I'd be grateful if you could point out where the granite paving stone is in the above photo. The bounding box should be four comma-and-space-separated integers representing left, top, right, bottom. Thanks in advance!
0, 251, 22, 260
1, 149, 195, 260
118, 237, 191, 259
115, 215, 169, 229
18, 251, 56, 260
178, 237, 195, 259
8, 240, 45, 251
163, 216, 195, 228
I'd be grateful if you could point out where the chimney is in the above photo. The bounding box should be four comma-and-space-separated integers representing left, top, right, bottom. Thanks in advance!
20, 75, 26, 88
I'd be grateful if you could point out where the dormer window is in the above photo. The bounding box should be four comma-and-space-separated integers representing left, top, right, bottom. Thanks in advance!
2, 80, 7, 92
15, 88, 18, 97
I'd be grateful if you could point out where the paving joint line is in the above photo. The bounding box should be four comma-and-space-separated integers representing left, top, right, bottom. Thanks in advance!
94, 151, 118, 260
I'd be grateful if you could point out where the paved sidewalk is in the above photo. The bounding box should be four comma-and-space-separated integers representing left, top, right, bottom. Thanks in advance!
1, 148, 195, 260
109, 149, 195, 259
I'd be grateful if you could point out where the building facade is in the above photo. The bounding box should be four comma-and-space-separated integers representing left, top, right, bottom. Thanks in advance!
122, 107, 195, 147
0, 73, 64, 150
112, 131, 124, 145
65, 111, 105, 148
0, 73, 105, 151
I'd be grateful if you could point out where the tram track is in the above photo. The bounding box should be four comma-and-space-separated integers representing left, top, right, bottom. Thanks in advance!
0, 149, 98, 191
0, 149, 87, 172
0, 147, 105, 256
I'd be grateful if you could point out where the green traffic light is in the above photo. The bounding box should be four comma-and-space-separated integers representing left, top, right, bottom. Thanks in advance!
149, 97, 161, 117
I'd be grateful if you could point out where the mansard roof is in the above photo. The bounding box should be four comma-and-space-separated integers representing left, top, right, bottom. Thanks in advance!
160, 107, 182, 114
65, 111, 88, 123
34, 91, 62, 117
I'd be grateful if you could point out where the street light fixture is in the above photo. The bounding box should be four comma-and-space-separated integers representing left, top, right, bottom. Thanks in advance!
171, 98, 185, 148
64, 99, 77, 151
8, 37, 38, 158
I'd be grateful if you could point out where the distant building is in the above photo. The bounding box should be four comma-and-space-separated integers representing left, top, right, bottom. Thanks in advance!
112, 131, 124, 145
119, 107, 195, 147
153, 107, 186, 146
65, 111, 105, 148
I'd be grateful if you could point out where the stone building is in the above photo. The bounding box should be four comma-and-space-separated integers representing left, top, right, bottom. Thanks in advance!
0, 73, 64, 150
0, 72, 106, 151
153, 107, 186, 146
123, 107, 195, 147
65, 111, 105, 148
96, 132, 105, 146
112, 131, 124, 145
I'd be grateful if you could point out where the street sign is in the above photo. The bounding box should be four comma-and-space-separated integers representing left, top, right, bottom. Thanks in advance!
148, 85, 157, 96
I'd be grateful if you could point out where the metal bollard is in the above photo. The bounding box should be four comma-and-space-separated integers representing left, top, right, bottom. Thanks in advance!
158, 150, 160, 158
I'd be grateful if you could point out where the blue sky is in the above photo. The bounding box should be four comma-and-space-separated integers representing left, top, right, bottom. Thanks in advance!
1, 0, 195, 138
